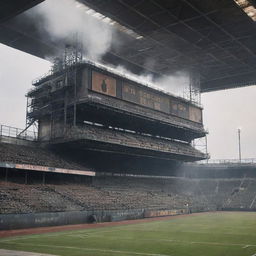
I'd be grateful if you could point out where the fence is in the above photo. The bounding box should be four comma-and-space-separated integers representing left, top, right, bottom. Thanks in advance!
207, 158, 256, 164
0, 208, 188, 230
194, 158, 256, 167
0, 124, 37, 141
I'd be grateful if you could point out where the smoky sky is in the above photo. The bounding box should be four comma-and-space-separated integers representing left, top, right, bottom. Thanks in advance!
0, 43, 255, 160
24, 0, 191, 98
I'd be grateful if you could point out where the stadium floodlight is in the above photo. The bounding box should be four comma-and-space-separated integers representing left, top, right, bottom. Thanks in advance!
237, 128, 242, 162
75, 2, 144, 39
234, 0, 256, 21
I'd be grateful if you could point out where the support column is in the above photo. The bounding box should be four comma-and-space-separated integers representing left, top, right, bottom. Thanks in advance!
5, 168, 8, 182
25, 171, 28, 184
42, 172, 45, 185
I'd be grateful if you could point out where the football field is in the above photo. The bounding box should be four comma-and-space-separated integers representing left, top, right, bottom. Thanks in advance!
0, 212, 255, 256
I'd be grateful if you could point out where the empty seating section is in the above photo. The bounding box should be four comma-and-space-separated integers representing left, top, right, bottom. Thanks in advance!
0, 143, 85, 170
70, 125, 202, 157
0, 176, 255, 214
87, 94, 203, 132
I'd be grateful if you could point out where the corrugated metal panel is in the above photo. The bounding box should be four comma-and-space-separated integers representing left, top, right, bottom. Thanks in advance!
92, 71, 116, 97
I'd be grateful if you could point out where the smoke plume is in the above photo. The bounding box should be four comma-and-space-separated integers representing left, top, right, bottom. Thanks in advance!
115, 65, 190, 98
26, 0, 192, 98
154, 71, 190, 97
26, 0, 114, 61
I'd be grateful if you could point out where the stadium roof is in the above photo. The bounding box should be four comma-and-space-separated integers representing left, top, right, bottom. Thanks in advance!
1, 0, 256, 92
0, 0, 43, 23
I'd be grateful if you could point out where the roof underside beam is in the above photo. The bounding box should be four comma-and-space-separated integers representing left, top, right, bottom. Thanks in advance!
1, 0, 256, 92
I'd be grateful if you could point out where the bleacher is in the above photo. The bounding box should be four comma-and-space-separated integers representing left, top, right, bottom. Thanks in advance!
63, 124, 205, 158
1, 175, 255, 215
0, 143, 85, 170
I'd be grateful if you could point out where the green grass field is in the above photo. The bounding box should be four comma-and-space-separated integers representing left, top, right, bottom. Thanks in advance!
0, 212, 256, 256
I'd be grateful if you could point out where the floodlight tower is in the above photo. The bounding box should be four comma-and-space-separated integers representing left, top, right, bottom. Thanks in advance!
238, 128, 242, 162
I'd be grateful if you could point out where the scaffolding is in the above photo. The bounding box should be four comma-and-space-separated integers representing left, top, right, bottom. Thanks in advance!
183, 70, 201, 105
25, 42, 83, 139
192, 135, 209, 162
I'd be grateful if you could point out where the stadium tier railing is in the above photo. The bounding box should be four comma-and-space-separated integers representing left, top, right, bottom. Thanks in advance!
190, 158, 256, 167
0, 124, 37, 141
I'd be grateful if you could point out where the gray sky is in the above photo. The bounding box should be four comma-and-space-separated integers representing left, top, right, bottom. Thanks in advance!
0, 44, 51, 128
202, 86, 256, 160
0, 43, 255, 160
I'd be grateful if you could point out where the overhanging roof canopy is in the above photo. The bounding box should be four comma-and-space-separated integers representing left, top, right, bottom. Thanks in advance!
0, 0, 43, 23
1, 0, 256, 92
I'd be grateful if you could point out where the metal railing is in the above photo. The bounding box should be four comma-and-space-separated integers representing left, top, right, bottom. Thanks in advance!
196, 158, 256, 165
207, 158, 256, 164
0, 124, 38, 141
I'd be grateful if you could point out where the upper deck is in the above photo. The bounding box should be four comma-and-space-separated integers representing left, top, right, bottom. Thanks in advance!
27, 62, 206, 141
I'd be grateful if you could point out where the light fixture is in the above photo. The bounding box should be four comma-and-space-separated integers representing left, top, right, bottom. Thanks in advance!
76, 2, 144, 39
234, 0, 256, 21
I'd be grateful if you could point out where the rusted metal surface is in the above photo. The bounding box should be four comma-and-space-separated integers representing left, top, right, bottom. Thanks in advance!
89, 69, 203, 124
92, 71, 116, 97
122, 82, 170, 113
87, 93, 204, 132
189, 105, 202, 123
170, 100, 189, 120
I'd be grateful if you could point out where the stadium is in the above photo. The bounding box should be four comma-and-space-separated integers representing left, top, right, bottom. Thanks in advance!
0, 0, 256, 256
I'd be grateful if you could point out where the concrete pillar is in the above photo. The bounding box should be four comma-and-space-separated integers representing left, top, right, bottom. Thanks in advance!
42, 172, 45, 185
5, 168, 8, 182
25, 171, 28, 184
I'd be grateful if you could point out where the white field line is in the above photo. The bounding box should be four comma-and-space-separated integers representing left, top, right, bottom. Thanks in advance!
0, 249, 56, 256
8, 229, 234, 240
2, 228, 256, 249
2, 236, 256, 250
0, 228, 126, 242
180, 230, 254, 236
243, 245, 255, 249
0, 242, 172, 256
63, 233, 256, 248
70, 228, 256, 238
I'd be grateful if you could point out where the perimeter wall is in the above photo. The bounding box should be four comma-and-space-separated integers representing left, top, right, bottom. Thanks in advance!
0, 208, 187, 230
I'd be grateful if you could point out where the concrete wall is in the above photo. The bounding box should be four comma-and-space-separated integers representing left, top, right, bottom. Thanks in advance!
0, 209, 142, 230
0, 208, 187, 230
38, 119, 51, 141
181, 163, 256, 179
0, 136, 36, 147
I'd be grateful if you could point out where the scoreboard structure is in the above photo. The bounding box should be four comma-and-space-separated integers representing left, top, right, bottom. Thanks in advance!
27, 61, 207, 173
89, 70, 202, 124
